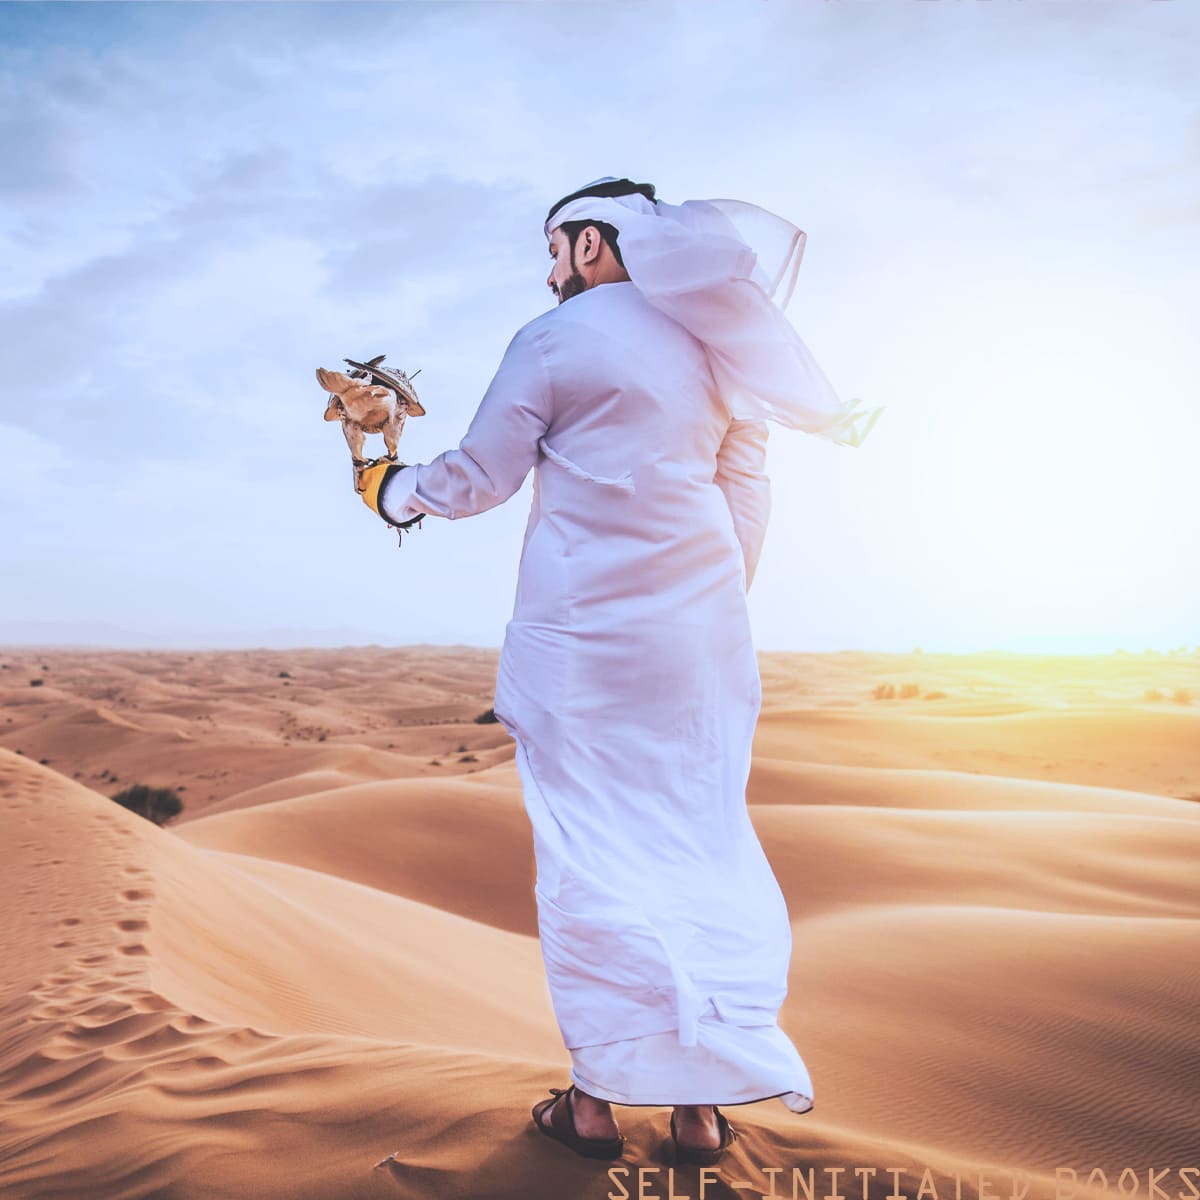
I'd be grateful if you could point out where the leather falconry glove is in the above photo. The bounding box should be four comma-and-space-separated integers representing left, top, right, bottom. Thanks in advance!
358, 461, 426, 530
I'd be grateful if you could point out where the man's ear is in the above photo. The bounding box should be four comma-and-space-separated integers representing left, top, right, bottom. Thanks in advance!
576, 224, 605, 266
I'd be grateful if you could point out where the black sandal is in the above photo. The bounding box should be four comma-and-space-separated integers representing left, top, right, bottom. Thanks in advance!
670, 1105, 738, 1165
532, 1085, 626, 1161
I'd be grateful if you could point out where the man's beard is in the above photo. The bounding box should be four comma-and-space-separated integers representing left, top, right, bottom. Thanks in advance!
556, 271, 587, 304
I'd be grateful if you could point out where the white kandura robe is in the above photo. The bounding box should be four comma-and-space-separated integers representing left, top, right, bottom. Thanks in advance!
380, 280, 814, 1113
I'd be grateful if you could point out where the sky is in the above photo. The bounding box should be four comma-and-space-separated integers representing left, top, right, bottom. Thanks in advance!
0, 0, 1196, 654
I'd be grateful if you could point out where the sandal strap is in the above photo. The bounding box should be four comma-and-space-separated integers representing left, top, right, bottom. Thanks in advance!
715, 1107, 737, 1146
533, 1086, 568, 1129
550, 1084, 577, 1137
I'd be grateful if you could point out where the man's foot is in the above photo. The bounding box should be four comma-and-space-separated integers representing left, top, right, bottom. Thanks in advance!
531, 1085, 625, 1160
536, 1085, 621, 1141
670, 1104, 738, 1165
670, 1104, 721, 1151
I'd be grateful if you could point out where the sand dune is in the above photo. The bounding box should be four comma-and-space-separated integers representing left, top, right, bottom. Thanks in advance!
748, 756, 1198, 815
1, 646, 1197, 1198
753, 705, 1200, 797
176, 775, 538, 935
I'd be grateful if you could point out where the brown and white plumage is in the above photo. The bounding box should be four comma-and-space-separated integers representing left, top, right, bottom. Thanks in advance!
316, 358, 424, 490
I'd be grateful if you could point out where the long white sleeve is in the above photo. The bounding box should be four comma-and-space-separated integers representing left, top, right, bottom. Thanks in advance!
379, 325, 553, 524
714, 417, 771, 591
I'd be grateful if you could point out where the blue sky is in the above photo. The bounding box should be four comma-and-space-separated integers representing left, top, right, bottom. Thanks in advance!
1, 0, 1196, 652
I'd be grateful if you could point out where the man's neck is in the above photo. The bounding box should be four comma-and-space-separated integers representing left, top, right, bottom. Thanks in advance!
589, 262, 632, 289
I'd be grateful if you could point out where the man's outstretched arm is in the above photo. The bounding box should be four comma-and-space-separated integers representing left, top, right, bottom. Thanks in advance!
715, 417, 771, 592
365, 324, 553, 525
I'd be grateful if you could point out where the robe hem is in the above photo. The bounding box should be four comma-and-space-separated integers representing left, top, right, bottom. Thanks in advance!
567, 1068, 814, 1113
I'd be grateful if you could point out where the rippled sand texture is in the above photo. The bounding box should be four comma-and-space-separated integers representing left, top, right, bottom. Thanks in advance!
1, 646, 1197, 1200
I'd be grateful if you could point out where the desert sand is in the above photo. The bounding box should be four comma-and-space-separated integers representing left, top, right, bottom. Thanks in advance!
1, 645, 1197, 1200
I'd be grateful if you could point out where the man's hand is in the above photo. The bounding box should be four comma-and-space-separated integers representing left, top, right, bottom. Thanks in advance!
357, 460, 426, 529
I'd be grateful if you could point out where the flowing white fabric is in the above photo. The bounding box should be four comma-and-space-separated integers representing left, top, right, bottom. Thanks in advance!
546, 178, 884, 447
378, 280, 814, 1113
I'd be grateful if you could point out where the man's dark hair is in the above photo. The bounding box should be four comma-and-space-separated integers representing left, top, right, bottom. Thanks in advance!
545, 178, 656, 224
559, 219, 625, 270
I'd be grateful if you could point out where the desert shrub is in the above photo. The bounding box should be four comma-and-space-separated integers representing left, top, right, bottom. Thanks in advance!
1172, 688, 1192, 705
112, 784, 184, 826
474, 708, 498, 724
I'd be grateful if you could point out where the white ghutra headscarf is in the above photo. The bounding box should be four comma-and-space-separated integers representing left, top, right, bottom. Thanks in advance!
545, 177, 884, 447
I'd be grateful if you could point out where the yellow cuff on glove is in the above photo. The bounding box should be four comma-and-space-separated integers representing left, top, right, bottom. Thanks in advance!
358, 460, 400, 516
358, 460, 427, 530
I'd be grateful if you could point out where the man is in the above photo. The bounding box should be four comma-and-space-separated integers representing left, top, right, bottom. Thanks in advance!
357, 178, 881, 1162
